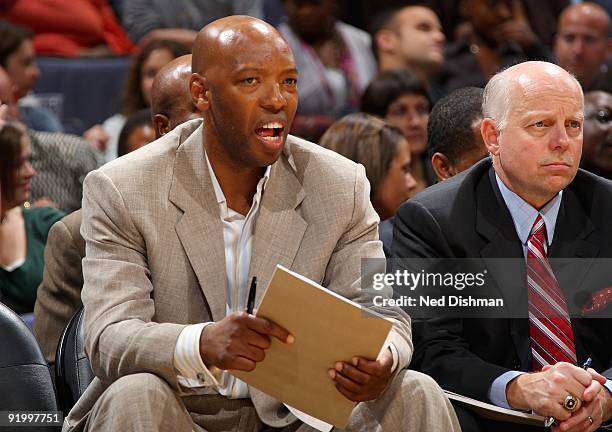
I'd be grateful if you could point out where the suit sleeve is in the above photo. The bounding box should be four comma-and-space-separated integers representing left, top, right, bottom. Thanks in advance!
80, 169, 186, 390
392, 199, 511, 403
323, 164, 413, 372
33, 218, 84, 366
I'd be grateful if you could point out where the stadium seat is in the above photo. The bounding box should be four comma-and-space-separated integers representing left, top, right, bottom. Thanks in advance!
0, 301, 59, 421
55, 307, 95, 416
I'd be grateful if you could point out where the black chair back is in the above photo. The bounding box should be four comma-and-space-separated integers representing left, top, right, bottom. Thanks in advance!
0, 301, 59, 427
55, 306, 95, 415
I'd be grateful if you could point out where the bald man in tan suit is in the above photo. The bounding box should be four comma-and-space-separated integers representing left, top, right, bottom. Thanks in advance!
63, 16, 459, 432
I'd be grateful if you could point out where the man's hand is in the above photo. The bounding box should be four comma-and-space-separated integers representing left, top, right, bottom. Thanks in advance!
83, 125, 110, 152
329, 348, 393, 402
199, 311, 294, 372
499, 20, 537, 49
506, 362, 594, 421
551, 368, 612, 432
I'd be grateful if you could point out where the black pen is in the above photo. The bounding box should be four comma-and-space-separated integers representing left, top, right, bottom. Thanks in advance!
544, 358, 593, 427
247, 276, 257, 314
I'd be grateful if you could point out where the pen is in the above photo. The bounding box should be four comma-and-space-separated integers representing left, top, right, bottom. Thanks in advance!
544, 358, 592, 427
247, 276, 257, 315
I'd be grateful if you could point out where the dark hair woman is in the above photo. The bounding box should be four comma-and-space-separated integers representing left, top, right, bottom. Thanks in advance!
0, 120, 64, 314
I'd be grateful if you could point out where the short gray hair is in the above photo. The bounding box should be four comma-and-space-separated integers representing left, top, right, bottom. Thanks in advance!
482, 70, 512, 130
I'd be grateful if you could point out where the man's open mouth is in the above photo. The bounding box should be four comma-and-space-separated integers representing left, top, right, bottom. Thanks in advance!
255, 122, 284, 141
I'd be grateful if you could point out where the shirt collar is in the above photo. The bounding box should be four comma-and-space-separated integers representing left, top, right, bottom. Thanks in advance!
204, 150, 271, 206
495, 174, 562, 246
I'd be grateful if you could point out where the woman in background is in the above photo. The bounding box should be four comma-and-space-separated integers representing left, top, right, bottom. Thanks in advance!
320, 112, 416, 220
361, 68, 434, 195
99, 39, 189, 162
0, 120, 64, 314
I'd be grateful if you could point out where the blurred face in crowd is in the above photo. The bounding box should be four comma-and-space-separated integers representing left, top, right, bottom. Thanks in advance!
554, 4, 610, 87
385, 93, 430, 155
4, 39, 40, 100
373, 138, 417, 220
284, 0, 335, 43
461, 0, 513, 44
140, 48, 177, 106
12, 128, 36, 207
453, 120, 488, 173
582, 91, 612, 175
483, 63, 583, 209
390, 6, 445, 71
126, 123, 156, 155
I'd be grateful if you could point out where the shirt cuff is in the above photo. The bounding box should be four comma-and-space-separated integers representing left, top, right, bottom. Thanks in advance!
489, 370, 525, 409
173, 322, 219, 388
387, 342, 399, 373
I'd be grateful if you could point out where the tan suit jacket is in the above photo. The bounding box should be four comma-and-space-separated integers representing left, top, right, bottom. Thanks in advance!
34, 210, 84, 366
65, 119, 412, 429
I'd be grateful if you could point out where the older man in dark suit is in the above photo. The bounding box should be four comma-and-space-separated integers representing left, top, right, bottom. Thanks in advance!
393, 61, 612, 432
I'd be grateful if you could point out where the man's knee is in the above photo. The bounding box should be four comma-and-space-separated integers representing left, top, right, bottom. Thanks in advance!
95, 373, 176, 409
394, 369, 445, 399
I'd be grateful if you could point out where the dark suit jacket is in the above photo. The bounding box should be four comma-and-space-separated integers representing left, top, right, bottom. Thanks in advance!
392, 158, 612, 403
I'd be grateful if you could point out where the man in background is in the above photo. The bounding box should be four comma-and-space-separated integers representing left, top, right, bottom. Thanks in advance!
554, 2, 610, 92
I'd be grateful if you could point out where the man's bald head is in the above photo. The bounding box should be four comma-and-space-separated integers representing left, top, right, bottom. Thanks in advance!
554, 2, 610, 88
191, 16, 292, 77
151, 54, 199, 138
558, 2, 609, 34
483, 61, 583, 130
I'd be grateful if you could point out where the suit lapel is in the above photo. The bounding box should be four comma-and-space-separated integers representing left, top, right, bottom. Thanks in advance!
248, 140, 307, 308
476, 168, 530, 367
549, 187, 599, 316
169, 125, 228, 322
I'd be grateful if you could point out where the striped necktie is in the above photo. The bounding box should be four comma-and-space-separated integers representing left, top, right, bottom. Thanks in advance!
527, 215, 577, 371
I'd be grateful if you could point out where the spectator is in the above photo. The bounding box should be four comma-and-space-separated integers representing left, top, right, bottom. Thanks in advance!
0, 20, 62, 132
369, 5, 445, 93
436, 0, 554, 95
100, 39, 189, 162
0, 57, 99, 213
582, 86, 612, 180
0, 120, 64, 314
554, 2, 611, 92
150, 54, 200, 137
121, 0, 263, 47
278, 0, 377, 141
428, 87, 488, 181
116, 108, 155, 157
361, 68, 434, 194
0, 0, 135, 57
319, 113, 417, 221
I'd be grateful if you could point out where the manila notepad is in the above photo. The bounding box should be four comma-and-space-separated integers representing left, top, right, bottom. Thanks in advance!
232, 265, 393, 429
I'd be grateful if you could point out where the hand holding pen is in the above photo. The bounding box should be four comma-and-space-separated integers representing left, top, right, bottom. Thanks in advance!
198, 276, 294, 372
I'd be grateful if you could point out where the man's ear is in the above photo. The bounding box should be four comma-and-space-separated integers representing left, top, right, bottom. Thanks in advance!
153, 114, 170, 138
375, 29, 397, 54
431, 152, 455, 182
481, 118, 500, 156
189, 73, 209, 112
